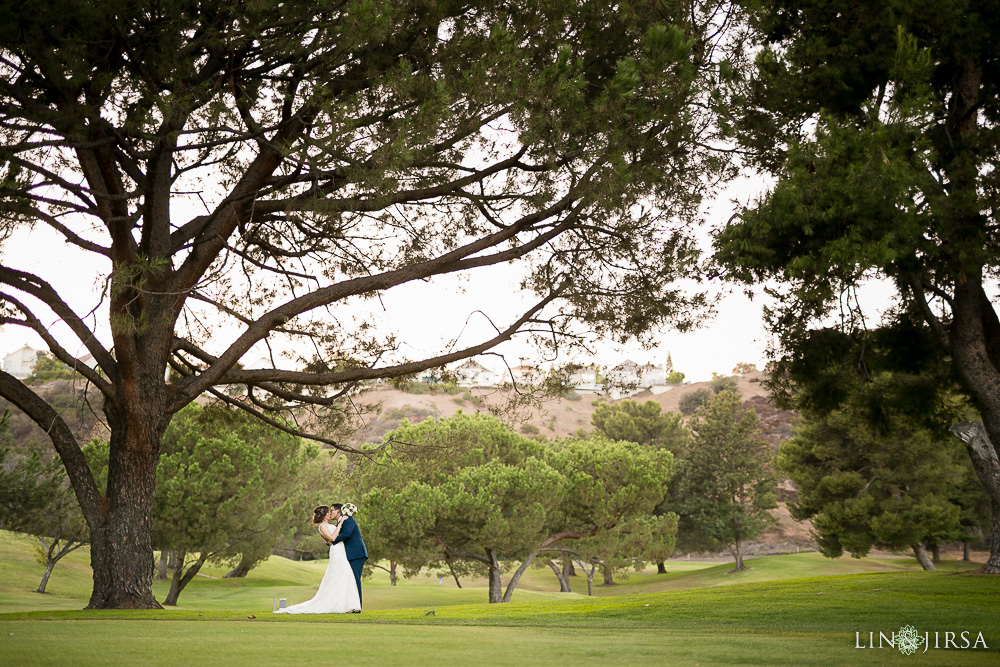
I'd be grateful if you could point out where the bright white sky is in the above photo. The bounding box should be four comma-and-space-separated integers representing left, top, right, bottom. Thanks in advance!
0, 175, 899, 383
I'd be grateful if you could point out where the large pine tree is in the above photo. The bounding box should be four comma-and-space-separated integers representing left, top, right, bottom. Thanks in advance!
715, 0, 1000, 572
0, 0, 735, 607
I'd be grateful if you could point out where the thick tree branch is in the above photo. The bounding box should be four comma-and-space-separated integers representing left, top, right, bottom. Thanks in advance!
172, 195, 579, 401
0, 266, 117, 377
0, 371, 104, 527
0, 293, 112, 395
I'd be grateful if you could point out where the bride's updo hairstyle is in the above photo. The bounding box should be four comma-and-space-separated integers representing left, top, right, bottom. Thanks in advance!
312, 505, 330, 525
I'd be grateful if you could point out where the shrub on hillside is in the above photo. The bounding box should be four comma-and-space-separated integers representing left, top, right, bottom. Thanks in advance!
679, 388, 712, 415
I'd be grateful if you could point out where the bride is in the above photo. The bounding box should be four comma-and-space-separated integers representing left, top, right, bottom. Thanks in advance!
274, 505, 362, 614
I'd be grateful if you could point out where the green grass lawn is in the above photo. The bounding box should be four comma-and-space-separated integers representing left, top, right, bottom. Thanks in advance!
2, 531, 998, 665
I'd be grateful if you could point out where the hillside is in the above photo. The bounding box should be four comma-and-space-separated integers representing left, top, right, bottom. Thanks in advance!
0, 377, 105, 455
345, 372, 790, 444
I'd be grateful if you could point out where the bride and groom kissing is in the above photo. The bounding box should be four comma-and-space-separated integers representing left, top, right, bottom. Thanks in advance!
274, 502, 369, 614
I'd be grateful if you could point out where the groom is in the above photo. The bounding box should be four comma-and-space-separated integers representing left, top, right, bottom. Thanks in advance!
329, 503, 368, 609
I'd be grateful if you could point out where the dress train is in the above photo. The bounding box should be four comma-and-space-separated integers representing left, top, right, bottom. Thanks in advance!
274, 541, 361, 614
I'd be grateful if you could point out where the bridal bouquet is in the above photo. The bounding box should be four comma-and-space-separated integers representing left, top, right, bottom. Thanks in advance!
342, 502, 358, 518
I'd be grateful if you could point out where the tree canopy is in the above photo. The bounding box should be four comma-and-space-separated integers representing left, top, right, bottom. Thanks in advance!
154, 404, 317, 605
0, 411, 89, 594
590, 398, 688, 450
778, 367, 980, 570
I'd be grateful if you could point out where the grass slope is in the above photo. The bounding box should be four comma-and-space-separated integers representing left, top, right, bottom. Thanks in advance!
0, 531, 977, 614
2, 573, 998, 665
2, 532, 997, 665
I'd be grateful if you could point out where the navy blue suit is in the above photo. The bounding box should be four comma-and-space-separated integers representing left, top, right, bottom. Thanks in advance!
332, 516, 368, 605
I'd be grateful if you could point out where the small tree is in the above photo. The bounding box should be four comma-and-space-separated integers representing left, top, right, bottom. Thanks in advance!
0, 411, 60, 520
666, 371, 686, 385
0, 412, 89, 593
590, 400, 688, 450
156, 405, 314, 604
709, 374, 738, 394
590, 399, 687, 574
678, 388, 712, 415
673, 390, 778, 572
27, 482, 89, 594
778, 374, 982, 571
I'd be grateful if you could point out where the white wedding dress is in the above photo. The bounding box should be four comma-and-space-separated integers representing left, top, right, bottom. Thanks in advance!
274, 539, 361, 614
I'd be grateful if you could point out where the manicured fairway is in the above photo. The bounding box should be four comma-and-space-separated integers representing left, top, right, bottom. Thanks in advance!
3, 572, 999, 665
0, 620, 961, 666
2, 531, 998, 665
0, 530, 976, 614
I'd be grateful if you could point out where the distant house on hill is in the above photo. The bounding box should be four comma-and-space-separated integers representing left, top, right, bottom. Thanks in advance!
241, 356, 276, 371
500, 364, 542, 386
2, 344, 39, 379
77, 353, 99, 370
639, 362, 667, 388
567, 366, 600, 392
606, 359, 641, 386
453, 360, 497, 387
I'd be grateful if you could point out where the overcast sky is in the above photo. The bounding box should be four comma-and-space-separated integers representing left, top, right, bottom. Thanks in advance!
0, 174, 900, 383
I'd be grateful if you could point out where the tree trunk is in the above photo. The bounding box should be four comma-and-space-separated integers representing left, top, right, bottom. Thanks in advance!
157, 551, 170, 580
563, 554, 576, 577
502, 550, 543, 602
223, 559, 253, 578
731, 534, 746, 573
574, 559, 596, 596
164, 552, 209, 606
601, 565, 614, 586
547, 560, 571, 592
949, 421, 1000, 573
445, 555, 462, 588
86, 401, 168, 609
389, 560, 397, 586
36, 561, 56, 594
930, 543, 941, 564
657, 561, 667, 574
911, 543, 936, 571
486, 548, 503, 603
963, 541, 971, 562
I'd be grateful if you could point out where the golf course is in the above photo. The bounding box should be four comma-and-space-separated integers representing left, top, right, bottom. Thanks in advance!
2, 532, 998, 665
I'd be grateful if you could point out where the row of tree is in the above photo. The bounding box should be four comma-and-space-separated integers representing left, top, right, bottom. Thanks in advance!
2, 373, 783, 604
353, 413, 676, 603
351, 388, 783, 603
3, 372, 990, 604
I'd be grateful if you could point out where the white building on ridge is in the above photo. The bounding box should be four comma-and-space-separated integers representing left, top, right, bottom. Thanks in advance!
453, 360, 497, 387
2, 344, 39, 379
